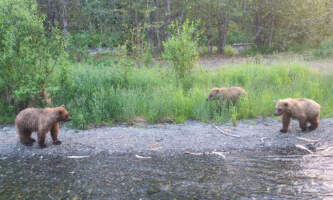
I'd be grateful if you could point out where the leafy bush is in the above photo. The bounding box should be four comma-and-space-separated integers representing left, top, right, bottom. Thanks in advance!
312, 40, 333, 59
162, 20, 199, 86
224, 45, 239, 56
0, 0, 65, 119
227, 30, 250, 45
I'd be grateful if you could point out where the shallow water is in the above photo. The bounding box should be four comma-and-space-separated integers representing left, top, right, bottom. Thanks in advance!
1, 149, 333, 200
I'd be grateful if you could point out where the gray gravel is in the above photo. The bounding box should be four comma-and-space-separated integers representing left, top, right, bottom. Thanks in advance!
1, 117, 333, 157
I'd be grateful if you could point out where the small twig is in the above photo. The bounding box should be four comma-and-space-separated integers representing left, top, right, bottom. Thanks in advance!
212, 124, 241, 138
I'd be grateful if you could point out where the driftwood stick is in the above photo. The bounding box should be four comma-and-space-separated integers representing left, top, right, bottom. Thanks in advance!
296, 137, 319, 143
212, 124, 241, 138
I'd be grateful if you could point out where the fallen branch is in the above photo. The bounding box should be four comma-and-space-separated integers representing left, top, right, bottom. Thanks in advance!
184, 152, 204, 156
260, 137, 269, 143
67, 155, 90, 159
135, 155, 152, 159
211, 151, 226, 159
321, 146, 333, 152
296, 137, 319, 143
212, 124, 241, 138
184, 151, 226, 159
295, 144, 313, 154
148, 147, 163, 151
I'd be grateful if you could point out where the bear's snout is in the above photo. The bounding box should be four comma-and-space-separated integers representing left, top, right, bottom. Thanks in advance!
274, 111, 281, 116
65, 116, 72, 122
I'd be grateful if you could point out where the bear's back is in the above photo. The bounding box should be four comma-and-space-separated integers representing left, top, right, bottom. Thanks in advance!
15, 108, 45, 131
295, 98, 320, 117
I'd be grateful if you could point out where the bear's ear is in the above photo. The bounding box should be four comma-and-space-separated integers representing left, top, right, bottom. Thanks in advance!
58, 109, 63, 115
284, 102, 288, 107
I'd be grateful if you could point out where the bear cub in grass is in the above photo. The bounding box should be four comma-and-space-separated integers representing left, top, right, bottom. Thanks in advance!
15, 105, 72, 148
274, 98, 321, 133
207, 87, 247, 104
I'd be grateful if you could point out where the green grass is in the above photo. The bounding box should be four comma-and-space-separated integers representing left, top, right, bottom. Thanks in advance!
48, 59, 333, 129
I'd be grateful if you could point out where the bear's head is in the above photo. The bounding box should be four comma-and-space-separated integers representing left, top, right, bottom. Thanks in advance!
57, 105, 72, 122
274, 100, 290, 116
206, 88, 221, 101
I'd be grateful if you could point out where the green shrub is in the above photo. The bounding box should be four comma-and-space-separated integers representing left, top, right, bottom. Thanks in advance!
224, 45, 239, 56
0, 0, 65, 115
312, 40, 333, 59
162, 20, 199, 87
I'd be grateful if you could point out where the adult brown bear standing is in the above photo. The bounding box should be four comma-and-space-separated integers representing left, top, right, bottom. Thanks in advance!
274, 98, 321, 133
206, 87, 248, 104
15, 105, 72, 148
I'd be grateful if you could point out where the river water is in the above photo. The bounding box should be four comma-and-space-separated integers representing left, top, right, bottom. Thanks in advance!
1, 149, 333, 199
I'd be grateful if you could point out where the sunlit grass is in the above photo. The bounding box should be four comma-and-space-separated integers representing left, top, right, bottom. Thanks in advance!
51, 59, 333, 129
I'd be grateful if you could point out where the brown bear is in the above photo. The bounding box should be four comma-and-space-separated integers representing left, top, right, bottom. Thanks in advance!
15, 105, 72, 148
274, 98, 321, 133
206, 87, 247, 104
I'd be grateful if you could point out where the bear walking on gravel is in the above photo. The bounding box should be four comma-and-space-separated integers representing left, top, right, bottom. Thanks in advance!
274, 98, 321, 133
206, 87, 248, 104
15, 105, 72, 148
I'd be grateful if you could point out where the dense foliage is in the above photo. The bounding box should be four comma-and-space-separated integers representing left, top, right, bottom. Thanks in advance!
0, 0, 65, 121
36, 0, 333, 55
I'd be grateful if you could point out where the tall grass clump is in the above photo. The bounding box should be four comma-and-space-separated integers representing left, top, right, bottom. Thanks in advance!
50, 57, 333, 129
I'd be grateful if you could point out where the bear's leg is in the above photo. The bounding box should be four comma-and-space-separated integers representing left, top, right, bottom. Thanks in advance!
309, 116, 319, 131
280, 114, 290, 133
299, 117, 308, 132
37, 130, 48, 148
18, 128, 35, 146
26, 131, 36, 144
51, 123, 61, 145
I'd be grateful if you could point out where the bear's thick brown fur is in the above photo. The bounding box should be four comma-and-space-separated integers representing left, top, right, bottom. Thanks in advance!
274, 98, 321, 133
206, 87, 247, 104
15, 105, 72, 148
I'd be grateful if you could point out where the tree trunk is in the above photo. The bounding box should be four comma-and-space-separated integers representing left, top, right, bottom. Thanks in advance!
166, 0, 171, 38
156, 28, 162, 52
255, 0, 264, 46
222, 19, 228, 51
61, 0, 68, 40
268, 11, 275, 48
147, 27, 154, 50
207, 34, 212, 53
217, 20, 224, 54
